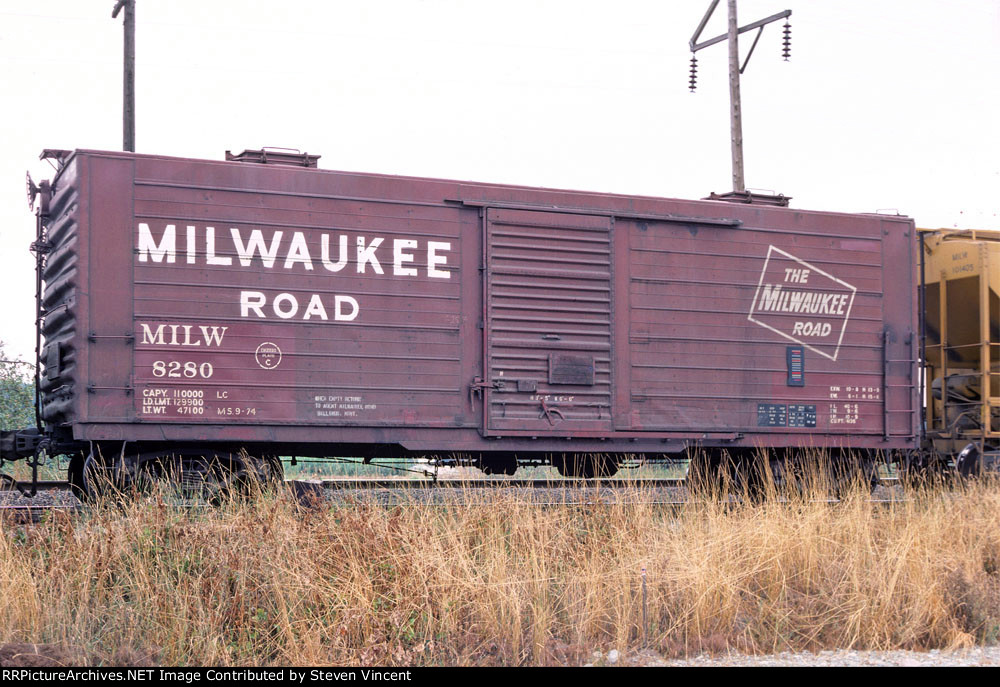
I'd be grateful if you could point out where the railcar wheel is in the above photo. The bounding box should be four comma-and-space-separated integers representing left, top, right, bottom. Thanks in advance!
231, 453, 285, 493
739, 457, 773, 502
67, 452, 93, 500
134, 454, 227, 504
687, 453, 764, 497
767, 455, 799, 495
686, 454, 725, 495
68, 451, 130, 502
955, 443, 983, 478
769, 452, 877, 498
899, 449, 948, 487
136, 451, 284, 503
831, 454, 879, 497
898, 450, 928, 485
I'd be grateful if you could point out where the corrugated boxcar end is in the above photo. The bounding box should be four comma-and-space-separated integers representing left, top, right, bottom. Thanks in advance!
22, 149, 918, 473
38, 156, 81, 427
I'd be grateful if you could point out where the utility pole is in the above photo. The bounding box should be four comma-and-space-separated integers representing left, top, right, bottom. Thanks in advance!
112, 0, 135, 152
688, 1, 792, 200
727, 0, 744, 192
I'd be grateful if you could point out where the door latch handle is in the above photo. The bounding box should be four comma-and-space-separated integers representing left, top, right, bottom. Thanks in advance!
539, 399, 565, 426
469, 377, 503, 411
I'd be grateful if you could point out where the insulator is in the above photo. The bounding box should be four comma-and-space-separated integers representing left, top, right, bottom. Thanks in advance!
782, 21, 791, 60
688, 54, 698, 92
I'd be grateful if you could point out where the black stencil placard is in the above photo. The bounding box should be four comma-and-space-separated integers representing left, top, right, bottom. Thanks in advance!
757, 403, 787, 427
787, 404, 817, 427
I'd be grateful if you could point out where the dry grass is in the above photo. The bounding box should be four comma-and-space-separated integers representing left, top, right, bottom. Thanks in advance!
1, 476, 999, 666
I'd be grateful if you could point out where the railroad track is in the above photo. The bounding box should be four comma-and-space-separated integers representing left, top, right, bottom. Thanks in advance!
0, 477, 908, 518
287, 477, 692, 507
0, 504, 80, 524
294, 477, 686, 489
287, 478, 907, 508
0, 480, 79, 523
4, 480, 71, 492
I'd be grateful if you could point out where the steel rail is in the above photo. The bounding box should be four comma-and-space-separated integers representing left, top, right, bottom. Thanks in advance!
0, 504, 81, 524
291, 478, 686, 490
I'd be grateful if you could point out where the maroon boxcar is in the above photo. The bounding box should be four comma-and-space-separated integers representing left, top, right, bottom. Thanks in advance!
18, 149, 918, 480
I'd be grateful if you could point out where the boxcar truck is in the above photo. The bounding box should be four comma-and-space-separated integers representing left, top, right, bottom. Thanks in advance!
1, 149, 919, 495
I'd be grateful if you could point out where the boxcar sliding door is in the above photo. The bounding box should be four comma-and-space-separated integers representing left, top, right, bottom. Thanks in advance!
483, 208, 614, 436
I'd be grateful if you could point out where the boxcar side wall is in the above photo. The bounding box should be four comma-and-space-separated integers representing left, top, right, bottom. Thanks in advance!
619, 214, 915, 439
40, 150, 918, 455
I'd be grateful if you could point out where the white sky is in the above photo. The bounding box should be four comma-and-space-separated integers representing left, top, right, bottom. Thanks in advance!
0, 0, 998, 363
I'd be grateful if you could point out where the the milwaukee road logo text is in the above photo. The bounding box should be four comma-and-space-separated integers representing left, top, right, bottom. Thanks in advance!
748, 246, 857, 361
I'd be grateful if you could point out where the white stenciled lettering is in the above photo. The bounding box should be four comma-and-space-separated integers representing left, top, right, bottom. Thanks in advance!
239, 291, 360, 321
180, 325, 199, 346
321, 234, 348, 272
784, 268, 810, 283
284, 232, 314, 270
335, 295, 359, 321
137, 223, 176, 263
393, 239, 418, 276
757, 284, 782, 310
140, 323, 166, 345
139, 324, 229, 348
357, 237, 384, 274
788, 290, 806, 312
137, 222, 455, 325
273, 293, 299, 319
137, 222, 452, 279
231, 228, 283, 268
792, 321, 833, 337
205, 227, 232, 266
304, 294, 328, 320
200, 326, 227, 346
428, 241, 451, 278
756, 287, 848, 315
240, 291, 267, 318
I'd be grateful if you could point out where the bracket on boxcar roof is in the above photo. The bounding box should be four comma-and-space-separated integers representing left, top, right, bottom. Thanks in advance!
703, 189, 790, 207
225, 148, 321, 168
39, 149, 71, 173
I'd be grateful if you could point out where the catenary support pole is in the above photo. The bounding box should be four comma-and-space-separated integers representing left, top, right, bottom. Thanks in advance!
727, 0, 745, 193
112, 1, 135, 152
690, 2, 790, 195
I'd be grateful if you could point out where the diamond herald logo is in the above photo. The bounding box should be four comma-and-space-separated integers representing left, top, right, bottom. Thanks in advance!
748, 246, 857, 362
